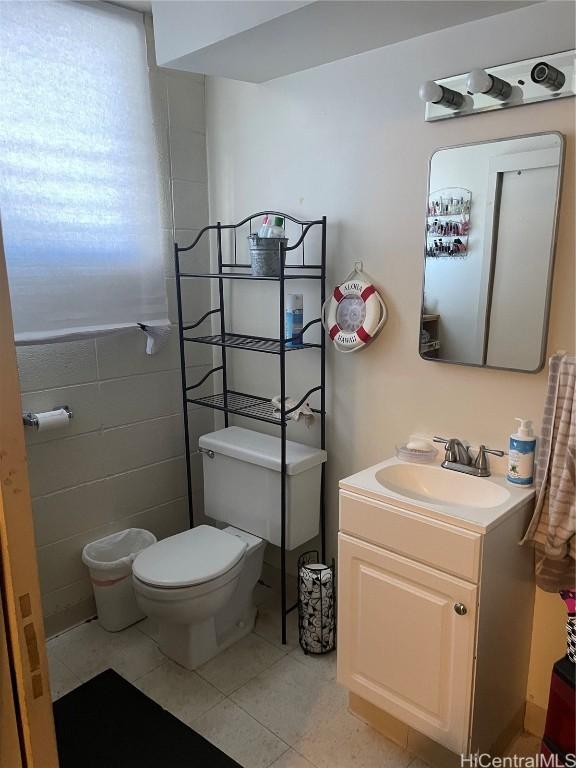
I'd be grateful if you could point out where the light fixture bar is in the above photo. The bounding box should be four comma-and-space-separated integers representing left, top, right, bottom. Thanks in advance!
423, 49, 575, 122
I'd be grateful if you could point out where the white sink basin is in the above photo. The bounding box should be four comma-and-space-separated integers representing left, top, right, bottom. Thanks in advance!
375, 462, 511, 509
340, 456, 534, 533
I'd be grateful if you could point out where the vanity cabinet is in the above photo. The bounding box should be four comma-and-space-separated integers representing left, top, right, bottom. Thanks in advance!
339, 533, 477, 751
337, 478, 535, 758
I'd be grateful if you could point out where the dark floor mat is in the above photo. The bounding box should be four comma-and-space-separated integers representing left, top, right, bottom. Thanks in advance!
53, 668, 241, 768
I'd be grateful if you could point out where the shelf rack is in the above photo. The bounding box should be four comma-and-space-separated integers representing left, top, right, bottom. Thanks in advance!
426, 187, 471, 258
174, 211, 327, 645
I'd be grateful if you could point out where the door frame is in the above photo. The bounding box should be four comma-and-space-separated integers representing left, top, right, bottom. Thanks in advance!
478, 140, 564, 370
0, 221, 60, 767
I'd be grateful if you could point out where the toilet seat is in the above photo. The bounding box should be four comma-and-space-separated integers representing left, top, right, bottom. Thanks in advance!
133, 557, 245, 602
132, 525, 247, 589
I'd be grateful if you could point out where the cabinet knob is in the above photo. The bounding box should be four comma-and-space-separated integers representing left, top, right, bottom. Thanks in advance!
454, 603, 468, 616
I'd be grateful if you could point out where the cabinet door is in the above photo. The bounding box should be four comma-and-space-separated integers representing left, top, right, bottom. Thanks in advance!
337, 533, 477, 752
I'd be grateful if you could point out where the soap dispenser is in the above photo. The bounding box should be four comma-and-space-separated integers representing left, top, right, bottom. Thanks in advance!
507, 418, 536, 486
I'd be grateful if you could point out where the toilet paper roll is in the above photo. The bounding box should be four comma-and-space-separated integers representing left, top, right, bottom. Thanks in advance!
35, 408, 71, 432
301, 568, 333, 601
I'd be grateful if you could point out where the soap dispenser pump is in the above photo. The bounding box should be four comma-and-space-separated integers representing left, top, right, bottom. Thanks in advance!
507, 418, 536, 486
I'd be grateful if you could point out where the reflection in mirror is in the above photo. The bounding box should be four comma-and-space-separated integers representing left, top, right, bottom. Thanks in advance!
420, 132, 563, 372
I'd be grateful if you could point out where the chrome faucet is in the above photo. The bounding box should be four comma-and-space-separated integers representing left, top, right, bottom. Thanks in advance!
434, 437, 504, 478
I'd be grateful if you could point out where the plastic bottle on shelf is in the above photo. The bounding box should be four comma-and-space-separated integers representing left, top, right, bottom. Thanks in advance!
257, 215, 285, 238
285, 294, 304, 347
258, 215, 270, 237
267, 216, 285, 237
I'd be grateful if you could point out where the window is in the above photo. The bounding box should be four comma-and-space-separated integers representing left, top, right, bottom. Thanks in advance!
0, 1, 168, 343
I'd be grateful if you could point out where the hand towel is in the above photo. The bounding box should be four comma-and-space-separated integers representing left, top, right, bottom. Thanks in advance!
521, 353, 575, 591
271, 396, 315, 427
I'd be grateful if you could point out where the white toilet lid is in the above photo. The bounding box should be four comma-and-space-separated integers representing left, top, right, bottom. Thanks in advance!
132, 526, 247, 588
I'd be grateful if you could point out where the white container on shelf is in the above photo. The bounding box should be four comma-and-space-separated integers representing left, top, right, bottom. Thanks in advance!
199, 427, 327, 550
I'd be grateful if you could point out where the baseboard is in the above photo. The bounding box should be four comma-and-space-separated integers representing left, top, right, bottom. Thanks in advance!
407, 729, 463, 768
349, 693, 529, 767
348, 692, 408, 748
44, 598, 96, 639
524, 701, 547, 739
349, 692, 461, 766
489, 705, 525, 756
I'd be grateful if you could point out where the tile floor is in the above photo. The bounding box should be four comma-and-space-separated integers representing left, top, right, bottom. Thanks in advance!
47, 591, 541, 768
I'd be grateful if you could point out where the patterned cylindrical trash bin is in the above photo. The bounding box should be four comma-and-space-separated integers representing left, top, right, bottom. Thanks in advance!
567, 616, 576, 663
248, 234, 288, 277
298, 551, 335, 655
561, 591, 576, 664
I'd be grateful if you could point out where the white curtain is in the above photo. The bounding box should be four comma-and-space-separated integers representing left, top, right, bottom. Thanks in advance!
0, 1, 169, 344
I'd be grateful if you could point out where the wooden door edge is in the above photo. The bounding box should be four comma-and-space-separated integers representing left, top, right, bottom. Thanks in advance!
0, 221, 59, 767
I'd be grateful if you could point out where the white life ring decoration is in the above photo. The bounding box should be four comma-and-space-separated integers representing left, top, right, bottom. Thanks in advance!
322, 271, 387, 353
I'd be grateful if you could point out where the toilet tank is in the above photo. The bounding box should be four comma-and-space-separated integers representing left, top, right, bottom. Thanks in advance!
198, 427, 327, 550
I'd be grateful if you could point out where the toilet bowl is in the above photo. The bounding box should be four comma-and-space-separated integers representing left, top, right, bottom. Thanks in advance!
132, 525, 265, 669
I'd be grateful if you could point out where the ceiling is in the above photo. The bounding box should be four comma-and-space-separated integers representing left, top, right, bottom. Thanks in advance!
152, 0, 539, 82
104, 0, 152, 13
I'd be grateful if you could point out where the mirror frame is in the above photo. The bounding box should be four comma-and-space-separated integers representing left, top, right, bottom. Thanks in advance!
419, 131, 565, 373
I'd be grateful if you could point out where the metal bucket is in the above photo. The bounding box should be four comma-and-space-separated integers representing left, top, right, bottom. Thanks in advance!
248, 234, 288, 277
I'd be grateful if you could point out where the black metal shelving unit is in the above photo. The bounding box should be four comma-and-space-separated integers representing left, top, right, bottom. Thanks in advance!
174, 211, 327, 645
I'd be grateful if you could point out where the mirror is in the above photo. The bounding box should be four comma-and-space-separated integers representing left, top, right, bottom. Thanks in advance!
420, 132, 564, 372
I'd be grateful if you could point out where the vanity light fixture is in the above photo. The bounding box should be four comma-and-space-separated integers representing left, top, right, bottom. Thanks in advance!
419, 80, 464, 110
466, 68, 512, 101
421, 50, 574, 122
531, 61, 566, 91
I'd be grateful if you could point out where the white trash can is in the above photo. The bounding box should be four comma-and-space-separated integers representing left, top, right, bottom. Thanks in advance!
82, 528, 157, 632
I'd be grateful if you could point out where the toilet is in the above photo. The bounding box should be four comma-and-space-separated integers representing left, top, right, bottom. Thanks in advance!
133, 525, 264, 669
132, 426, 327, 669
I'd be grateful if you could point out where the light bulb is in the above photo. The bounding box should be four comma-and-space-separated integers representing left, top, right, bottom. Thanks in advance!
419, 81, 464, 109
531, 61, 565, 91
467, 68, 493, 94
419, 81, 443, 103
466, 68, 512, 101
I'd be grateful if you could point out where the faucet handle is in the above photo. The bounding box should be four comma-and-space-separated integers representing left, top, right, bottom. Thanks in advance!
474, 445, 505, 471
433, 437, 453, 460
484, 446, 505, 457
434, 437, 470, 464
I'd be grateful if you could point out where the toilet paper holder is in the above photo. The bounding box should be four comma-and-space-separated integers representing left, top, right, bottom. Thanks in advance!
22, 406, 73, 429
